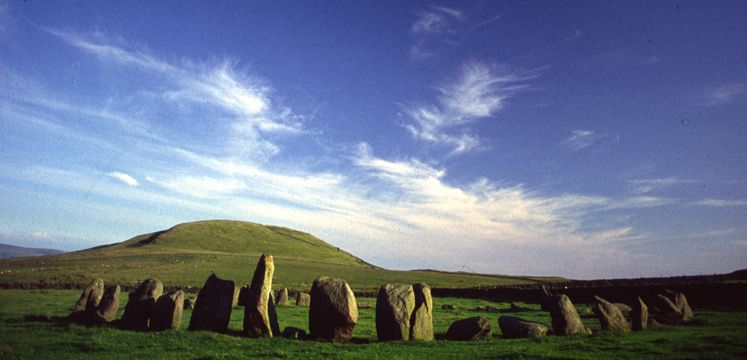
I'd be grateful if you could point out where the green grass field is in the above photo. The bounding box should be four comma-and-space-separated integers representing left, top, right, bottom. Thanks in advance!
1, 289, 745, 359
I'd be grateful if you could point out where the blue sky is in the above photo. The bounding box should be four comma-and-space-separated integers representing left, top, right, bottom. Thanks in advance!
1, 1, 745, 279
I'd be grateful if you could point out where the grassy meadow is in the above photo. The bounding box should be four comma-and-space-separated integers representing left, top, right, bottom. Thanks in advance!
1, 289, 746, 359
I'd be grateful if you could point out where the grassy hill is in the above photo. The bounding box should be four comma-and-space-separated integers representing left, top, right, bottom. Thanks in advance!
0, 220, 564, 292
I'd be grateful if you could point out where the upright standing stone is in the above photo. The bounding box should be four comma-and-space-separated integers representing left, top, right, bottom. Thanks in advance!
309, 277, 358, 343
631, 296, 648, 331
72, 278, 104, 317
90, 285, 120, 323
121, 278, 163, 330
276, 288, 289, 306
445, 316, 492, 341
244, 254, 278, 338
593, 295, 630, 332
188, 273, 235, 332
410, 283, 433, 341
296, 292, 310, 306
539, 284, 553, 311
549, 294, 589, 336
237, 285, 250, 306
150, 290, 185, 331
654, 294, 685, 325
184, 296, 197, 310
674, 292, 694, 320
376, 284, 415, 341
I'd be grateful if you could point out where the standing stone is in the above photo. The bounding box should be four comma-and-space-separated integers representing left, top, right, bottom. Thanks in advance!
188, 273, 235, 332
296, 292, 310, 306
376, 284, 415, 341
150, 290, 184, 331
674, 292, 694, 320
184, 296, 197, 310
121, 278, 163, 330
613, 303, 632, 317
539, 284, 553, 311
72, 278, 104, 317
309, 277, 358, 343
410, 283, 433, 341
276, 288, 290, 306
232, 287, 241, 307
445, 316, 492, 341
244, 254, 277, 338
498, 315, 549, 338
593, 295, 630, 332
90, 285, 120, 323
654, 294, 686, 325
237, 285, 250, 306
631, 296, 648, 331
548, 294, 590, 336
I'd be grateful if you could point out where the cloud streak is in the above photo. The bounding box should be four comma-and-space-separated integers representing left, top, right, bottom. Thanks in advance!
404, 61, 537, 155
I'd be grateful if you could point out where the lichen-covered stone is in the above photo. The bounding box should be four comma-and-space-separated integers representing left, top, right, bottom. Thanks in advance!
150, 290, 184, 331
498, 315, 549, 338
548, 294, 589, 336
410, 283, 433, 341
309, 277, 358, 343
188, 273, 235, 332
121, 278, 163, 330
593, 295, 630, 332
244, 254, 277, 338
631, 296, 648, 331
445, 316, 492, 341
376, 284, 415, 341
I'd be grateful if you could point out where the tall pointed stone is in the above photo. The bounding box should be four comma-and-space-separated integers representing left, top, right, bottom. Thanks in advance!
376, 284, 415, 341
244, 254, 277, 338
121, 278, 163, 330
631, 296, 648, 331
189, 273, 235, 332
410, 283, 433, 341
309, 277, 358, 343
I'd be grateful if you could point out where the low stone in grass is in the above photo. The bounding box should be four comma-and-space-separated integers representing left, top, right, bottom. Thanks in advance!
593, 295, 630, 332
410, 283, 433, 341
121, 278, 163, 330
296, 292, 310, 307
150, 290, 184, 331
445, 316, 492, 341
282, 326, 307, 339
548, 294, 590, 336
357, 302, 373, 309
188, 273, 235, 332
276, 288, 289, 306
498, 315, 549, 338
309, 277, 358, 343
376, 284, 415, 341
631, 296, 648, 331
441, 304, 457, 310
72, 278, 104, 318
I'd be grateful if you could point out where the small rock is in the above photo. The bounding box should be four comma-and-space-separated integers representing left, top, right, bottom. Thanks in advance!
498, 315, 549, 338
445, 316, 492, 341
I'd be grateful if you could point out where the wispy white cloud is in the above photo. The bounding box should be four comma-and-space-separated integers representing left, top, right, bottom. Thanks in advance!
562, 129, 619, 151
46, 28, 304, 161
108, 172, 139, 186
628, 177, 699, 195
694, 198, 747, 207
404, 61, 537, 155
411, 6, 464, 35
698, 83, 745, 106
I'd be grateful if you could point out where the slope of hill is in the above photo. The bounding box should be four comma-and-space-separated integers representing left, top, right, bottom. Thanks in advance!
0, 244, 65, 259
0, 220, 564, 291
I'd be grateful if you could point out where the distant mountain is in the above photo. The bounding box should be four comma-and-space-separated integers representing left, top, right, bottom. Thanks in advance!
0, 243, 66, 259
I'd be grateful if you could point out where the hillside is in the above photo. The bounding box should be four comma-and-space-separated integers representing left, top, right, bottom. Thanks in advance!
0, 220, 564, 291
0, 244, 65, 259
